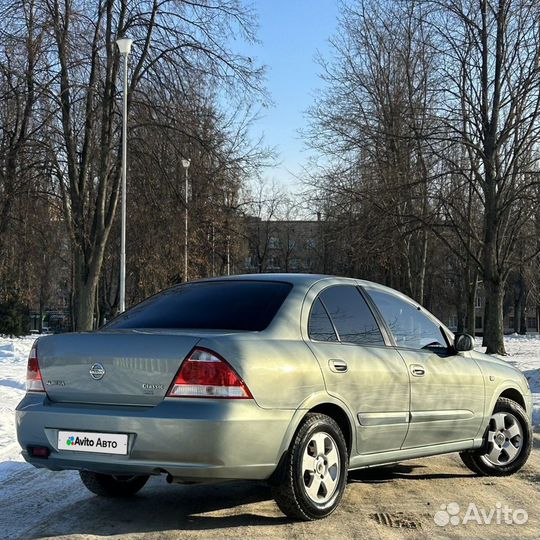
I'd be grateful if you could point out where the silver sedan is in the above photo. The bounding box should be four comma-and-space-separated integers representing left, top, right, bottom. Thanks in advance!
16, 274, 533, 520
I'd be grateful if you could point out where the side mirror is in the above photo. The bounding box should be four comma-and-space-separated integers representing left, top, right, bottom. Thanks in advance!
454, 333, 474, 352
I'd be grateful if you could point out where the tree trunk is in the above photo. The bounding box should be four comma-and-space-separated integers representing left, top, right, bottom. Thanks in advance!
417, 229, 428, 305
465, 271, 477, 337
73, 282, 96, 331
72, 244, 105, 331
519, 300, 527, 335
483, 278, 506, 354
38, 298, 44, 334
456, 309, 465, 334
513, 298, 521, 334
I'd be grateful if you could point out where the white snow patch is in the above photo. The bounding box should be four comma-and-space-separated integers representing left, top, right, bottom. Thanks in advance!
0, 335, 36, 466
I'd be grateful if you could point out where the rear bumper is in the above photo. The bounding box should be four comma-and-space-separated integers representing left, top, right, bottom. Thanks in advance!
16, 393, 295, 481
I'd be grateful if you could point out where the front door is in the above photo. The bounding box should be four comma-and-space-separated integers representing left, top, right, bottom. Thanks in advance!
305, 284, 411, 455
364, 285, 485, 449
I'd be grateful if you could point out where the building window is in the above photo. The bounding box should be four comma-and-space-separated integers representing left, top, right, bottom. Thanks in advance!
475, 316, 483, 329
527, 317, 537, 329
268, 236, 280, 249
289, 258, 301, 270
267, 257, 280, 270
475, 295, 482, 309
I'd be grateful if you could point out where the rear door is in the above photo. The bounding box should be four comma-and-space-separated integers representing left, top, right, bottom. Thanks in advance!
364, 285, 485, 449
305, 284, 410, 455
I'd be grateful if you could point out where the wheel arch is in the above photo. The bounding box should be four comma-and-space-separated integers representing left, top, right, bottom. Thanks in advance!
497, 387, 526, 409
307, 403, 353, 456
486, 383, 527, 418
277, 393, 356, 462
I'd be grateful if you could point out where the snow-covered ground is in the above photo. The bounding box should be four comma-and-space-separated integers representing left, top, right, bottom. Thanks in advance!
0, 335, 35, 469
0, 333, 537, 540
0, 334, 538, 466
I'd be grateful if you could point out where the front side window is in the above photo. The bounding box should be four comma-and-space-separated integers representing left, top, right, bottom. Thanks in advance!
366, 287, 448, 350
319, 285, 385, 346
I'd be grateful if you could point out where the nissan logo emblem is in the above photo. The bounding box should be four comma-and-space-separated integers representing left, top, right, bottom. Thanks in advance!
89, 363, 106, 380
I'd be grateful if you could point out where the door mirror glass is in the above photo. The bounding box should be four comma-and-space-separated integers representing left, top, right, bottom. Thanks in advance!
454, 333, 474, 352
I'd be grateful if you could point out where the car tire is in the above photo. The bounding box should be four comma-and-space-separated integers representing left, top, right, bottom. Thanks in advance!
271, 412, 348, 521
79, 471, 149, 497
460, 397, 532, 476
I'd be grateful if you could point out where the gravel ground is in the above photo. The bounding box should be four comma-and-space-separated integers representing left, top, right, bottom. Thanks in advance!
1, 435, 538, 540
2, 335, 538, 540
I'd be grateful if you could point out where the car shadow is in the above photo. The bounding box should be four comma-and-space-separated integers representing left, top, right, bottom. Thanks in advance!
22, 479, 289, 539
348, 462, 475, 484
17, 441, 540, 539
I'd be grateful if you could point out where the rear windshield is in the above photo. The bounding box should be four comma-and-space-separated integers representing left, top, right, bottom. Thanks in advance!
106, 280, 293, 331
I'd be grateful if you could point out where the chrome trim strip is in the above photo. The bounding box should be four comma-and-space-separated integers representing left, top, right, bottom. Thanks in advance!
357, 412, 410, 426
409, 410, 475, 423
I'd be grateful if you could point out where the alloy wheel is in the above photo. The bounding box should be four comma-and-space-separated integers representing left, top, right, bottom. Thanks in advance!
301, 431, 341, 504
480, 411, 523, 466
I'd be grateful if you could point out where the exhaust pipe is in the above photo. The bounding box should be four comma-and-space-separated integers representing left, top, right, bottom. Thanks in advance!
166, 473, 203, 485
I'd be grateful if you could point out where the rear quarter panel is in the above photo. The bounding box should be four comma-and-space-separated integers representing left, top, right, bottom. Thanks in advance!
197, 334, 326, 409
196, 280, 327, 410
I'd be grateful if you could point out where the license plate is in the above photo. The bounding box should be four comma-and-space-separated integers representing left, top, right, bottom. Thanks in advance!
58, 430, 128, 455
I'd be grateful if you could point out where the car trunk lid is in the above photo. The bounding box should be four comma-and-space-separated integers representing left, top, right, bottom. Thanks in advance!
37, 330, 203, 406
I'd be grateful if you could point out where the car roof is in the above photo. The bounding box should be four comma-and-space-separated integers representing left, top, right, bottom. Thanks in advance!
190, 272, 391, 289
190, 273, 430, 310
190, 273, 348, 286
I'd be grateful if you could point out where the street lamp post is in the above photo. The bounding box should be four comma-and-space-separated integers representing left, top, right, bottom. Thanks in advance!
182, 158, 191, 281
224, 188, 234, 276
116, 37, 133, 313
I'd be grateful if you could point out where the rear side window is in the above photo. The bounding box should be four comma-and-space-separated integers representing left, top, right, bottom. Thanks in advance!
319, 285, 384, 346
308, 298, 338, 342
106, 281, 292, 331
366, 287, 448, 350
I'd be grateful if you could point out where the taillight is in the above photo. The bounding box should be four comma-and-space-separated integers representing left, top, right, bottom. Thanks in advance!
26, 343, 45, 392
168, 348, 252, 399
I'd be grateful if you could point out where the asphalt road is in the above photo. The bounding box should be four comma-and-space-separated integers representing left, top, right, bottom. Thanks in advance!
2, 435, 538, 540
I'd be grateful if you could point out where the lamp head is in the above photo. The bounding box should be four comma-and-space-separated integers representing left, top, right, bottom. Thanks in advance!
116, 37, 133, 55
181, 158, 191, 169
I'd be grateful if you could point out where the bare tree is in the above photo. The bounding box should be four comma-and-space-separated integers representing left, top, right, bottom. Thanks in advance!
37, 0, 265, 329
305, 0, 540, 353
0, 0, 268, 332
305, 0, 440, 303
430, 0, 540, 353
244, 178, 287, 272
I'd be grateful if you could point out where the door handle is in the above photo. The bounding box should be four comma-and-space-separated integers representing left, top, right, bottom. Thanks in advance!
410, 364, 426, 377
329, 359, 348, 373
